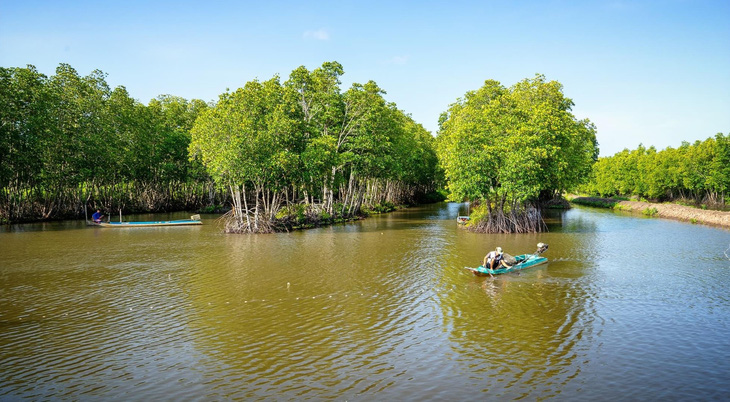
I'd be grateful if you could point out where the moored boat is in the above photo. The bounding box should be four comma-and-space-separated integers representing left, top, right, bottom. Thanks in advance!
88, 215, 202, 227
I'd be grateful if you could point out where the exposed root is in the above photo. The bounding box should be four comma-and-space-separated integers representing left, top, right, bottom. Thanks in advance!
219, 209, 276, 234
469, 208, 547, 234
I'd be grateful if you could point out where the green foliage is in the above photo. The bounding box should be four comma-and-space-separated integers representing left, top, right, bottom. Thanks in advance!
190, 76, 298, 188
418, 189, 448, 204
436, 74, 598, 232
466, 203, 491, 227
198, 204, 223, 214
1, 61, 441, 228
190, 61, 441, 232
570, 198, 620, 209
275, 204, 307, 223
359, 201, 397, 215
642, 207, 658, 216
582, 133, 730, 208
371, 201, 396, 213
0, 63, 216, 223
438, 75, 597, 203
0, 65, 50, 189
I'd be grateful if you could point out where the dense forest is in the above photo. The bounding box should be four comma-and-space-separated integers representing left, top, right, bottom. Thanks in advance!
580, 133, 730, 207
190, 62, 441, 233
5, 62, 725, 232
0, 64, 217, 224
0, 62, 441, 230
436, 75, 599, 233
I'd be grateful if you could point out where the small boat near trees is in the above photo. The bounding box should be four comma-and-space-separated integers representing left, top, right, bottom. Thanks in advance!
88, 215, 202, 228
457, 215, 470, 224
466, 243, 549, 276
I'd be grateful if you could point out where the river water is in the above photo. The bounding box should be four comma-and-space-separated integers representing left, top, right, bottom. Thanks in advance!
1, 203, 729, 400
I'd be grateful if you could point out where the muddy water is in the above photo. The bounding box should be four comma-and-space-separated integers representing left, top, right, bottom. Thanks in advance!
1, 204, 729, 399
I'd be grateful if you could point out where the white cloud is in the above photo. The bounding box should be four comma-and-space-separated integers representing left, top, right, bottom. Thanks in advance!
303, 29, 329, 40
385, 55, 409, 65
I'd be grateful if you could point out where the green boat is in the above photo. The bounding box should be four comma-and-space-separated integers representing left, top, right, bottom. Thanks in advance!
466, 243, 549, 276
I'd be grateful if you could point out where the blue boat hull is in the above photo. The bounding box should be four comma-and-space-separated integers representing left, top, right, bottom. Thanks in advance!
90, 219, 202, 227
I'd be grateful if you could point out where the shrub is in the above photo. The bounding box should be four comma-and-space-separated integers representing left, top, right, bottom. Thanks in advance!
371, 201, 396, 213
642, 207, 658, 216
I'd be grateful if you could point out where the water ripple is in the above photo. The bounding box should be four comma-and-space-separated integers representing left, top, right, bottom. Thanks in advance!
2, 207, 730, 399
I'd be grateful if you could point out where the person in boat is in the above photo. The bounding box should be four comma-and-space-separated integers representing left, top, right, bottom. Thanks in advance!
483, 246, 505, 270
92, 209, 104, 223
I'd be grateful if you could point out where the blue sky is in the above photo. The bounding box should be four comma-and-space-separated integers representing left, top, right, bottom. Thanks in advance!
1, 0, 728, 156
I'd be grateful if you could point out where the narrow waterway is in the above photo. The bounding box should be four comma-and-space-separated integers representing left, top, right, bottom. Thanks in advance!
1, 203, 729, 400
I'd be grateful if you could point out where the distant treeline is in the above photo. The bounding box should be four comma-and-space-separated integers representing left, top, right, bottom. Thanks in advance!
0, 64, 222, 224
1, 62, 442, 228
581, 133, 730, 207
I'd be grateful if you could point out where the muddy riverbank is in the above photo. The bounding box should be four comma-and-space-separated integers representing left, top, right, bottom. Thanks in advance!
570, 197, 730, 229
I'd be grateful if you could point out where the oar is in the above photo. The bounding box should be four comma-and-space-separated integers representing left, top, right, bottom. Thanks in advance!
482, 258, 512, 276
476, 262, 495, 278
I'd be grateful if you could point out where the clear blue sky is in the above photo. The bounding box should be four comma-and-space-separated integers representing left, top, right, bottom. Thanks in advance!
1, 0, 728, 156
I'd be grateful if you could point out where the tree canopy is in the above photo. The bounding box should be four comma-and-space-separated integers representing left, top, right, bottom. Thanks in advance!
582, 133, 730, 206
189, 62, 441, 233
0, 64, 213, 223
436, 75, 598, 232
1, 62, 441, 228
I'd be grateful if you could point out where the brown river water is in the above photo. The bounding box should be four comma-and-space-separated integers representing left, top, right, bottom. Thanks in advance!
1, 203, 730, 400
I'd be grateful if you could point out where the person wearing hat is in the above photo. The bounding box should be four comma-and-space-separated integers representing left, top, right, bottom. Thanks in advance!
483, 246, 504, 270
92, 209, 104, 223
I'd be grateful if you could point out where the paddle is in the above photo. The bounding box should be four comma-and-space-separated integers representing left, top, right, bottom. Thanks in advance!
483, 257, 508, 278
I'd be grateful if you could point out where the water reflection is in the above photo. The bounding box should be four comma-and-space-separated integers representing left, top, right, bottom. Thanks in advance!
182, 207, 452, 398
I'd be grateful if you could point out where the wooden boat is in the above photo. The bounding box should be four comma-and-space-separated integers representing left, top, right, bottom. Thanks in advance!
88, 215, 202, 228
466, 243, 549, 276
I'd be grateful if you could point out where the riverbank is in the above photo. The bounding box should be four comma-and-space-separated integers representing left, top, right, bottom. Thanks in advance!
570, 196, 730, 229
